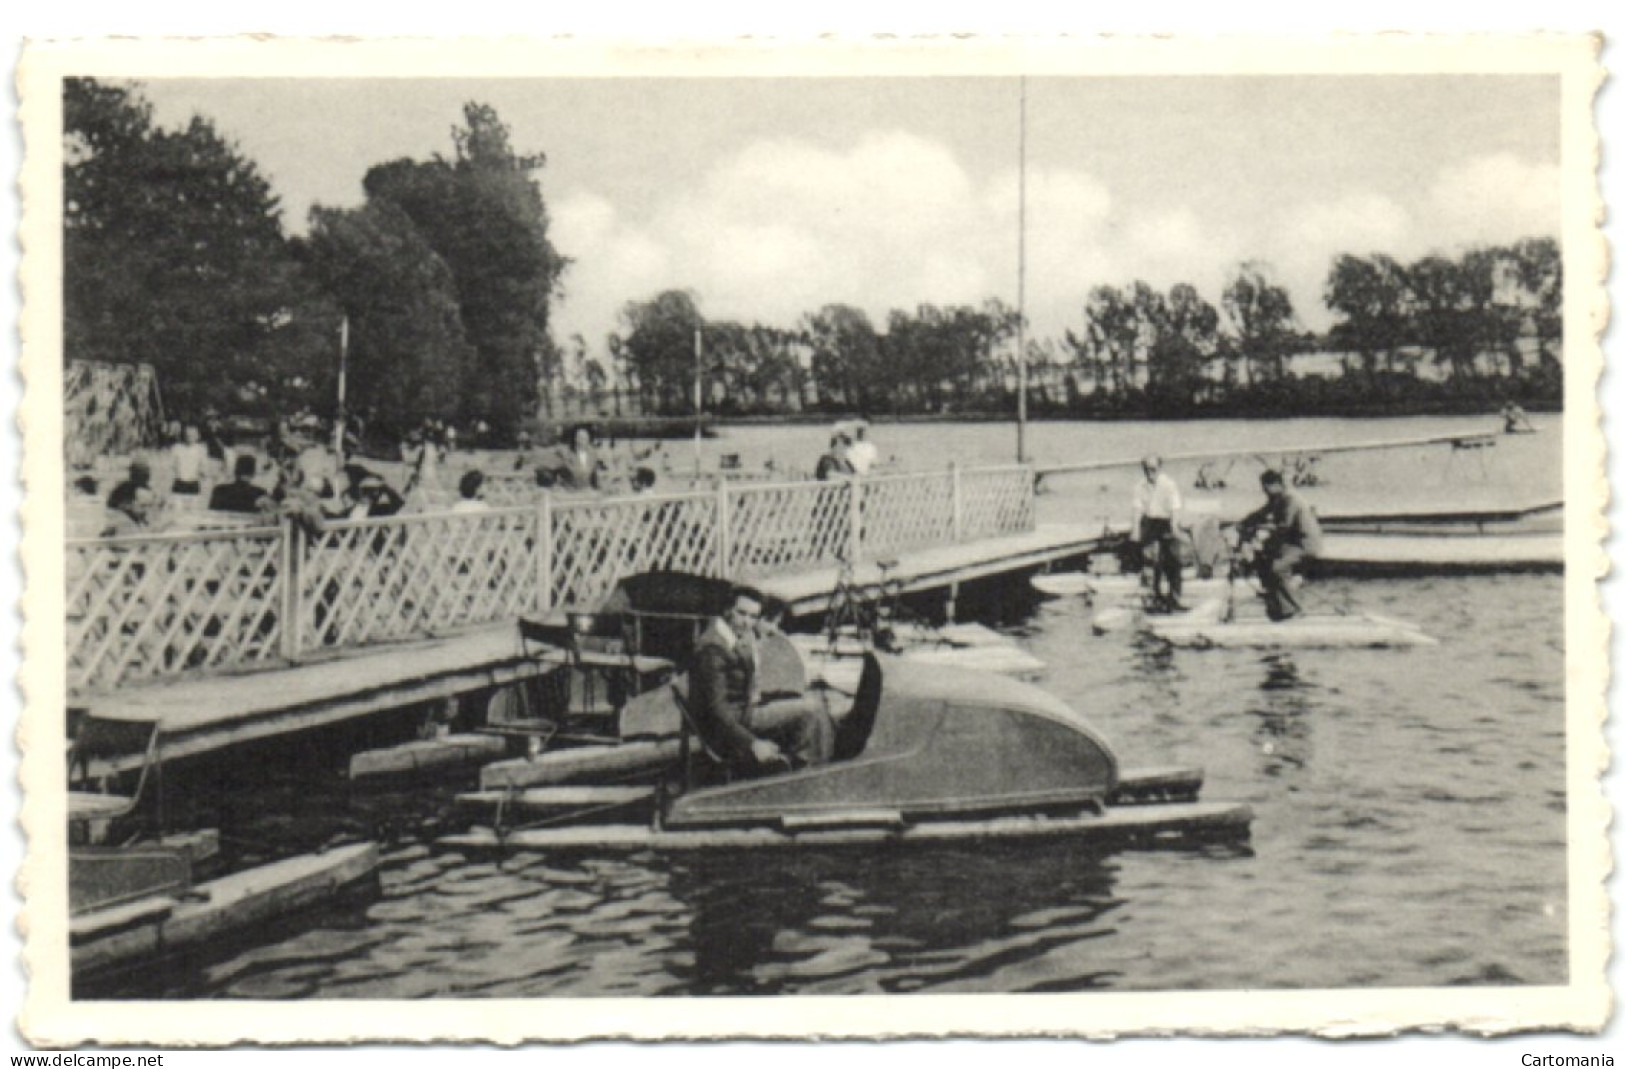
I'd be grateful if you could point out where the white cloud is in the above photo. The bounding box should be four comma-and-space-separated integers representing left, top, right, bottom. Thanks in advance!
1427, 153, 1561, 249
549, 142, 1562, 350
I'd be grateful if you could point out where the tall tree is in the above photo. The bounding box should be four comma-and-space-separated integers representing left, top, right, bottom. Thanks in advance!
360, 103, 569, 436
301, 200, 474, 435
64, 77, 335, 416
803, 304, 882, 411
1223, 262, 1298, 383
1322, 254, 1408, 383
614, 290, 705, 414
1147, 282, 1220, 409
1508, 237, 1562, 372
1065, 285, 1139, 395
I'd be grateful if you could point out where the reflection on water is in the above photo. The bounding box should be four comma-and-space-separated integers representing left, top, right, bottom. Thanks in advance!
93, 574, 1566, 998
1251, 655, 1315, 778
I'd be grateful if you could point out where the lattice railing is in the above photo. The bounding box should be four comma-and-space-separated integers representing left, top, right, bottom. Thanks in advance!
958, 465, 1036, 539
549, 491, 720, 609
859, 471, 957, 556
295, 506, 542, 652
65, 465, 1037, 693
726, 480, 854, 577
67, 525, 286, 693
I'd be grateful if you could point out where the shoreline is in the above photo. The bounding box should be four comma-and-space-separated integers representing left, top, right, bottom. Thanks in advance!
713, 401, 1562, 429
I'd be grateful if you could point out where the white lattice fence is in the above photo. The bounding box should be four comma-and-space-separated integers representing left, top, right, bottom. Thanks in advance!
67, 526, 286, 693
295, 507, 541, 651
550, 492, 719, 609
66, 464, 1039, 692
959, 466, 1035, 539
858, 472, 956, 556
483, 475, 545, 507
726, 480, 854, 576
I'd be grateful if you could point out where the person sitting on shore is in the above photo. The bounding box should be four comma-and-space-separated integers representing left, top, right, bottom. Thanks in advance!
815, 435, 855, 481
341, 464, 406, 519
847, 422, 878, 475
1501, 400, 1534, 434
208, 454, 270, 515
1236, 469, 1324, 622
169, 422, 208, 501
452, 469, 490, 513
689, 585, 835, 774
104, 460, 161, 535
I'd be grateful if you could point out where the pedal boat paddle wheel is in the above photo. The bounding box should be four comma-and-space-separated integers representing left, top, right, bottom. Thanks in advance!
443, 653, 1252, 852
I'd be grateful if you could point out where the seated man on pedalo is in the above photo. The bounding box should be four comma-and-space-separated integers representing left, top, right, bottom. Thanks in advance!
689, 585, 835, 773
1237, 468, 1325, 622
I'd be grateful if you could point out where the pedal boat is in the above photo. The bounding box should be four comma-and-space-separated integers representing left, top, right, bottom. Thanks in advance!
442, 654, 1251, 853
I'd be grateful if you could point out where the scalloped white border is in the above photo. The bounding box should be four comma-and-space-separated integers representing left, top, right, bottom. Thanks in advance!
12, 32, 1612, 1047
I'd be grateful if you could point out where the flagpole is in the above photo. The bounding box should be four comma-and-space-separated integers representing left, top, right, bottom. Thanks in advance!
334, 314, 349, 460
693, 326, 703, 478
1016, 75, 1029, 465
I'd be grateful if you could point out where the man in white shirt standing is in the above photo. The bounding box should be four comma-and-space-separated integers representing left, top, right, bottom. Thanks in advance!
1132, 454, 1184, 610
846, 421, 878, 476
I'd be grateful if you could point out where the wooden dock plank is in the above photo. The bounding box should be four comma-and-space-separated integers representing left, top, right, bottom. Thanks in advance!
1314, 533, 1563, 575
762, 524, 1101, 612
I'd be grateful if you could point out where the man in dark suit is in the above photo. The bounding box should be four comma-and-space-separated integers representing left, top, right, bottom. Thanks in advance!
690, 586, 834, 772
208, 454, 270, 514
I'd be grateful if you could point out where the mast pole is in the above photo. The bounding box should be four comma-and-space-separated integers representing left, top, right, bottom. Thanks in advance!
693, 326, 703, 478
1016, 76, 1029, 465
334, 314, 349, 460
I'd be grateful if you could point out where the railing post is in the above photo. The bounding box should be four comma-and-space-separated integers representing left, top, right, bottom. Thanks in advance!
716, 479, 732, 577
848, 478, 863, 563
279, 515, 302, 662
1022, 464, 1037, 531
537, 491, 553, 616
950, 462, 963, 542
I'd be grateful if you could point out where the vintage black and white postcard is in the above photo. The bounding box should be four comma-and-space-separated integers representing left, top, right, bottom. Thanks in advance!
14, 33, 1611, 1045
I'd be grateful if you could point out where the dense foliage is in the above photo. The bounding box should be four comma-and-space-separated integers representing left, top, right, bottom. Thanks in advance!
64, 78, 338, 416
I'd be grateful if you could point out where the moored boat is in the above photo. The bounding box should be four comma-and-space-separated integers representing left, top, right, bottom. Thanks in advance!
73, 841, 381, 985
441, 653, 1252, 854
67, 712, 383, 986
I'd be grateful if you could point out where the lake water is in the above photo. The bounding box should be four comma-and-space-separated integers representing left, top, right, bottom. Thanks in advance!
87, 416, 1570, 998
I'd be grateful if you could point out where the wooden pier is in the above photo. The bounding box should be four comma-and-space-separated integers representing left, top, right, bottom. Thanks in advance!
69, 464, 1092, 768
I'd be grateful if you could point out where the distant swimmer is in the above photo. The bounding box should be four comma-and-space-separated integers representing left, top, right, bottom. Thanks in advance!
1501, 400, 1535, 435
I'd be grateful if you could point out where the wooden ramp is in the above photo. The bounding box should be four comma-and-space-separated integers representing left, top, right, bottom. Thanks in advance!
762, 524, 1101, 614
83, 626, 557, 775
1313, 533, 1563, 575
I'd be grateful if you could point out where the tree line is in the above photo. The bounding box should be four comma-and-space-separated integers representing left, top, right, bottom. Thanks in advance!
610, 240, 1559, 420
64, 79, 1562, 448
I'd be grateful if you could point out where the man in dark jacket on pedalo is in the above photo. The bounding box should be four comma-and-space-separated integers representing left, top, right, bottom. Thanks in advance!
689, 585, 835, 774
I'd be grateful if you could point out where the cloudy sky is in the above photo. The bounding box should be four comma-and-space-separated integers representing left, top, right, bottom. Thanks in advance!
142, 74, 1560, 351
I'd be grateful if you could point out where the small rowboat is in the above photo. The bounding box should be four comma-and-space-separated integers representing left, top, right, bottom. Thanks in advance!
73, 841, 380, 985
